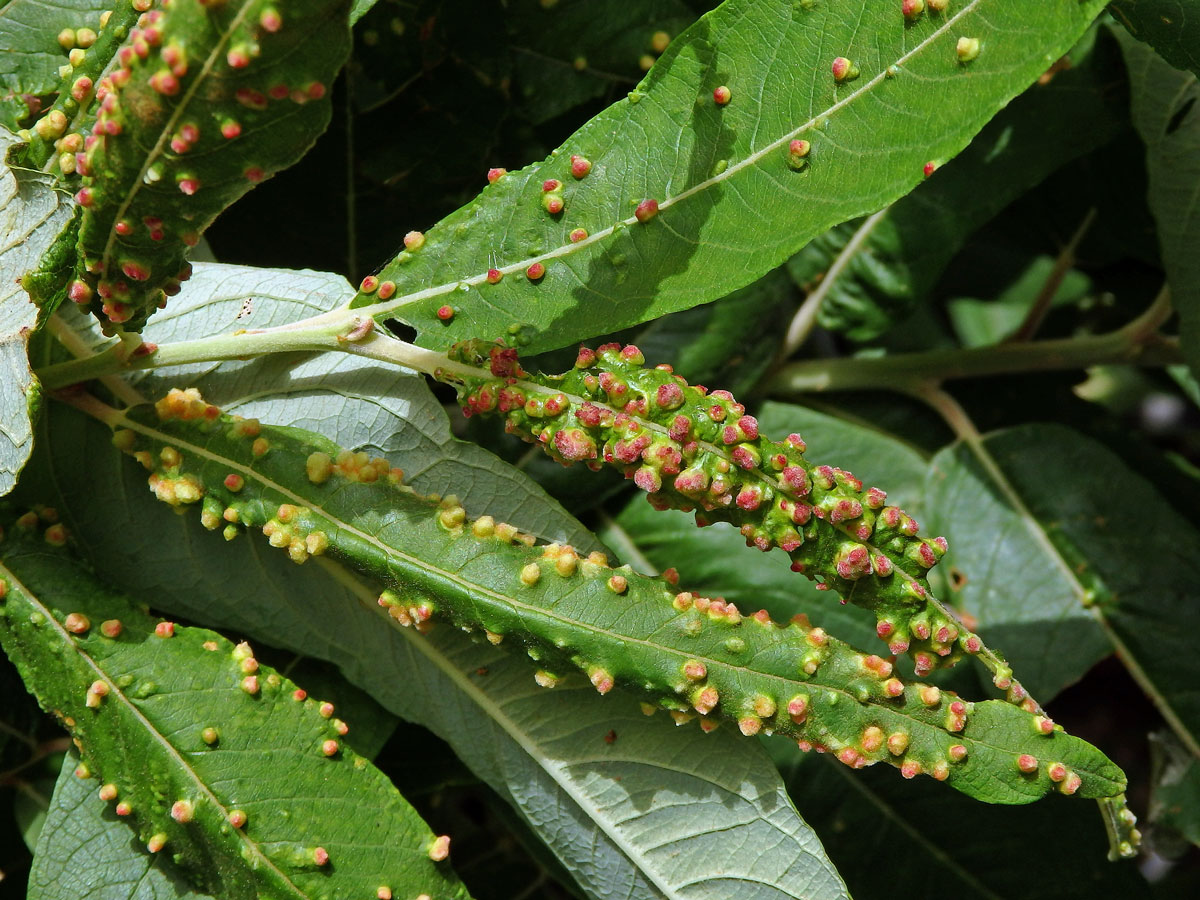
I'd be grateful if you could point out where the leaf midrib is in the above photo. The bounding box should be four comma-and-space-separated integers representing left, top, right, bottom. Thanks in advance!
352, 0, 982, 321
0, 555, 313, 900
99, 0, 258, 270
109, 407, 1124, 790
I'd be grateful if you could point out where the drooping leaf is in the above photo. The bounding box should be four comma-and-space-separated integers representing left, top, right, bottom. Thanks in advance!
925, 423, 1200, 756
93, 390, 1125, 805
23, 401, 854, 900
29, 750, 211, 900
445, 340, 1025, 701
0, 0, 110, 130
786, 23, 1127, 339
0, 524, 471, 900
771, 746, 1152, 900
1111, 0, 1200, 78
0, 128, 74, 498
69, 0, 351, 332
349, 0, 1110, 354
1118, 29, 1200, 382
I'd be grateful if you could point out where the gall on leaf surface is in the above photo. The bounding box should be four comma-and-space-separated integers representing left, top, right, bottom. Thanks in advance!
100, 393, 1126, 807
0, 523, 471, 900
348, 0, 1110, 355
23, 400, 852, 900
70, 0, 351, 332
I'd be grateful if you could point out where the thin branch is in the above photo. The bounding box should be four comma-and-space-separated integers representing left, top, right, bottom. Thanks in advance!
767, 286, 1180, 397
1008, 207, 1098, 343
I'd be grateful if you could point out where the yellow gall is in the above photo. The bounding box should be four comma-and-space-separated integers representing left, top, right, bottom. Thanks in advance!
520, 563, 541, 586
428, 835, 451, 861
606, 574, 628, 594
306, 452, 333, 484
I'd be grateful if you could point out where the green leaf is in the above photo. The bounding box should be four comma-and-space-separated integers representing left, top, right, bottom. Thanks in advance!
99, 394, 1123, 805
30, 750, 211, 900
946, 255, 1094, 348
0, 0, 110, 129
1117, 29, 1200, 382
925, 423, 1200, 755
786, 24, 1126, 340
1149, 730, 1200, 853
630, 267, 797, 397
607, 400, 931, 651
1, 128, 74, 498
508, 0, 695, 126
349, 0, 1109, 355
24, 403, 854, 900
771, 747, 1153, 900
71, 0, 352, 332
1111, 0, 1200, 78
0, 527, 471, 900
54, 260, 601, 548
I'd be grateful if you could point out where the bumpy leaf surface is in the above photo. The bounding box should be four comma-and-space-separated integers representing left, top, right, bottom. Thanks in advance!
926, 424, 1200, 756
0, 524, 470, 900
24, 401, 854, 900
69, 0, 350, 331
447, 341, 1026, 698
0, 0, 110, 129
348, 0, 1109, 354
30, 750, 211, 900
98, 391, 1125, 804
786, 25, 1127, 339
773, 748, 1153, 900
0, 128, 74, 497
1118, 29, 1200, 383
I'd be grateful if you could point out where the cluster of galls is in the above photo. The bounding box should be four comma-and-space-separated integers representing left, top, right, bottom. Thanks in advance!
447, 341, 989, 678
105, 391, 1096, 802
66, 0, 333, 333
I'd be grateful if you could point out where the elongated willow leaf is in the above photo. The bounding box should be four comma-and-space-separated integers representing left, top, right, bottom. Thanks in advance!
68, 0, 350, 332
1, 127, 75, 497
441, 340, 1033, 705
90, 388, 1125, 806
348, 0, 1109, 354
23, 400, 852, 900
0, 520, 471, 900
786, 23, 1127, 340
30, 750, 211, 900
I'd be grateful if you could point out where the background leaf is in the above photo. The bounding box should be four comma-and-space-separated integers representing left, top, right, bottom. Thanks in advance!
350, 0, 1110, 355
1111, 0, 1200, 78
925, 423, 1200, 757
29, 750, 211, 900
1, 128, 74, 497
1118, 29, 1200, 382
